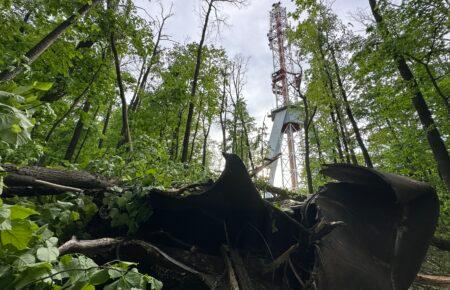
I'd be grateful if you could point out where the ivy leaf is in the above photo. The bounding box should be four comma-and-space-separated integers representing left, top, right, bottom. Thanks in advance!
9, 204, 39, 220
36, 246, 59, 262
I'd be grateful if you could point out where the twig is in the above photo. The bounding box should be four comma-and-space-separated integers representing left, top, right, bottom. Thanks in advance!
263, 243, 299, 274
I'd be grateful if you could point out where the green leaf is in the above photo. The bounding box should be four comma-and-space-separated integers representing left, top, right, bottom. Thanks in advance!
32, 82, 53, 91
13, 253, 36, 270
13, 262, 52, 289
9, 204, 39, 220
89, 269, 110, 285
0, 220, 33, 250
36, 246, 59, 262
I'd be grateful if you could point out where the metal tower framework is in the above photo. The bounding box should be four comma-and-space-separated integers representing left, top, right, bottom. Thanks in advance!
267, 2, 301, 190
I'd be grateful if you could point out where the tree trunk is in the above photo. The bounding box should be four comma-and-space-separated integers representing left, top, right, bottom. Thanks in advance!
0, 0, 101, 82
329, 45, 373, 167
74, 106, 99, 162
369, 0, 450, 191
202, 117, 211, 167
181, 0, 214, 163
312, 123, 324, 163
334, 105, 352, 164
330, 110, 345, 162
110, 33, 132, 151
65, 100, 91, 161
220, 73, 228, 152
301, 95, 314, 194
171, 108, 184, 160
98, 100, 113, 149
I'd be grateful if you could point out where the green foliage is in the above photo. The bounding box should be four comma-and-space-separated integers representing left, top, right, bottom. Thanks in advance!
0, 199, 162, 289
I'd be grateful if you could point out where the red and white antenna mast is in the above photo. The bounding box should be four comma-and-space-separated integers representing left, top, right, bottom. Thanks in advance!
267, 2, 301, 190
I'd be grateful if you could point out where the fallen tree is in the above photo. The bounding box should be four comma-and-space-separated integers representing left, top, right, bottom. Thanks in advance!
1, 154, 441, 289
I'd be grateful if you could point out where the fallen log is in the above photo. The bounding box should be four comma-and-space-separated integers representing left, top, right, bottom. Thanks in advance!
415, 273, 450, 287
2, 155, 440, 289
2, 163, 112, 196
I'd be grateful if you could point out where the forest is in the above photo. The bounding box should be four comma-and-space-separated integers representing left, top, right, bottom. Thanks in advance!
0, 0, 449, 289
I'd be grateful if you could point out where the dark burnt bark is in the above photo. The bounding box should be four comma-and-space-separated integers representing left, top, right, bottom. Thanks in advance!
0, 0, 101, 82
369, 0, 450, 191
181, 0, 214, 163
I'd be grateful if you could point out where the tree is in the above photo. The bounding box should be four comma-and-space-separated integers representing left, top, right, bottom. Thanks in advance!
181, 0, 246, 163
368, 0, 450, 191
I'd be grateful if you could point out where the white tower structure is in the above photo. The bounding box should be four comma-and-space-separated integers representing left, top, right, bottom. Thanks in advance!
267, 2, 301, 190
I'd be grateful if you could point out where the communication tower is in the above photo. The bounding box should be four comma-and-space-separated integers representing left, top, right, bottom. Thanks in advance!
266, 2, 301, 190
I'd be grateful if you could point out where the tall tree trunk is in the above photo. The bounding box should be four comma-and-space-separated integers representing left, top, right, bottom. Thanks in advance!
65, 100, 91, 161
74, 106, 99, 162
369, 0, 450, 191
110, 33, 132, 151
329, 45, 373, 167
312, 123, 324, 163
181, 0, 214, 163
171, 108, 184, 160
130, 7, 171, 111
129, 55, 148, 110
0, 0, 101, 82
300, 94, 314, 194
343, 124, 358, 165
201, 117, 211, 167
219, 73, 228, 152
98, 100, 113, 149
330, 110, 345, 162
334, 105, 352, 164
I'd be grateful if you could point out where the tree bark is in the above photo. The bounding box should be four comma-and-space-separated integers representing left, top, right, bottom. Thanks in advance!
74, 106, 99, 162
0, 0, 101, 82
301, 96, 314, 194
110, 33, 133, 151
98, 100, 113, 149
201, 117, 212, 167
181, 0, 214, 163
334, 105, 352, 164
369, 0, 450, 191
329, 45, 373, 167
312, 123, 324, 163
220, 72, 228, 152
64, 100, 91, 161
